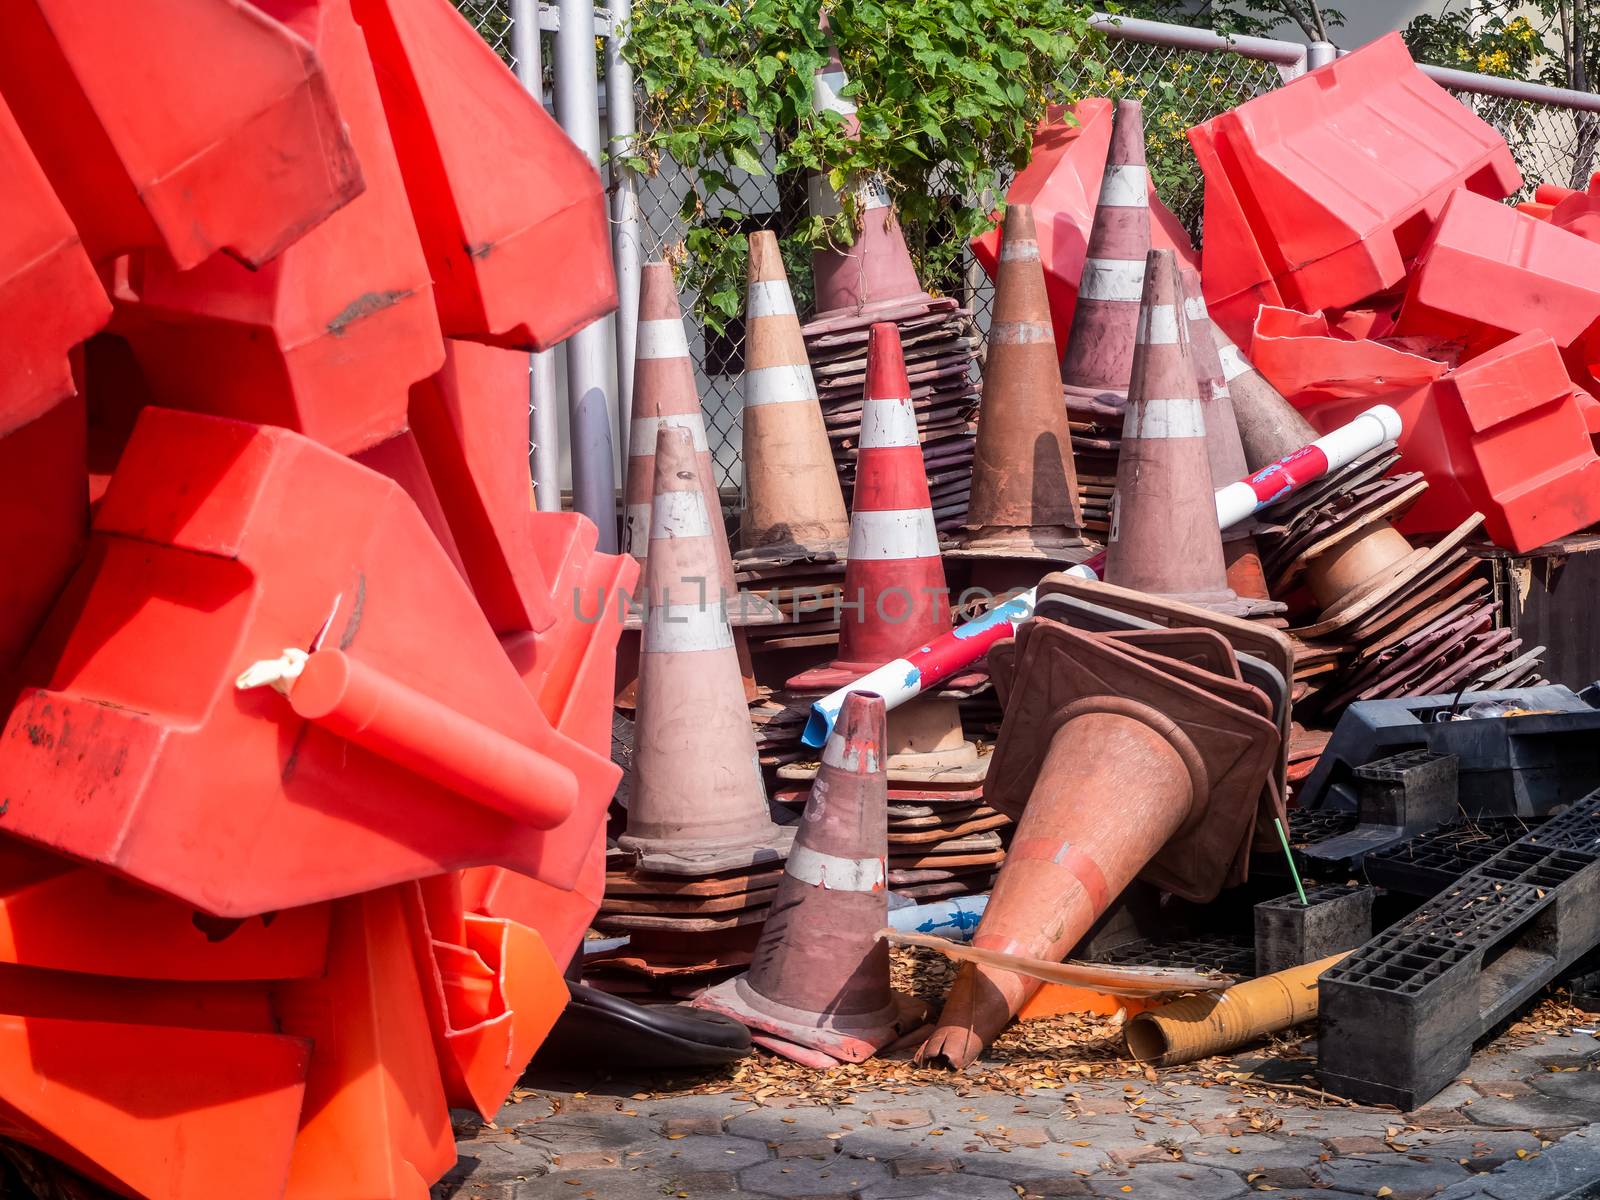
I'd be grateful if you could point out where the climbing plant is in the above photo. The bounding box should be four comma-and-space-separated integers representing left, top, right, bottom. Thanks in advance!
624, 0, 1102, 331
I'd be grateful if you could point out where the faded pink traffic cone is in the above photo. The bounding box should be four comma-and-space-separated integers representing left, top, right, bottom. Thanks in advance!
694, 690, 929, 1062
738, 230, 850, 562
618, 425, 794, 875
1182, 267, 1273, 604
787, 324, 975, 772
1060, 100, 1151, 417
808, 23, 925, 316
1103, 248, 1244, 612
951, 203, 1094, 564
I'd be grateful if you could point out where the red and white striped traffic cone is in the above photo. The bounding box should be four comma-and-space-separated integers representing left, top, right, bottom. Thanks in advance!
1103, 248, 1247, 613
808, 27, 925, 317
1060, 100, 1151, 419
738, 230, 850, 565
787, 323, 976, 773
618, 425, 794, 876
1182, 267, 1276, 607
694, 689, 929, 1063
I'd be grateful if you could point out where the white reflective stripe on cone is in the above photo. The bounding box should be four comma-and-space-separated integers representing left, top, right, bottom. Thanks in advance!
812, 68, 855, 117
624, 503, 652, 555
1217, 342, 1251, 383
747, 279, 796, 319
1136, 304, 1179, 346
1183, 294, 1210, 322
990, 321, 1052, 346
630, 413, 709, 456
636, 318, 690, 360
649, 489, 711, 540
1097, 163, 1149, 207
1078, 257, 1145, 303
808, 174, 844, 219
848, 507, 940, 560
745, 363, 818, 408
644, 602, 735, 653
859, 397, 919, 448
785, 843, 886, 892
1124, 397, 1206, 440
821, 729, 880, 774
1000, 238, 1041, 263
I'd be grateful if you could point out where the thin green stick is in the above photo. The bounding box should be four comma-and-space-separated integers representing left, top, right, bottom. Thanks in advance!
1274, 817, 1309, 906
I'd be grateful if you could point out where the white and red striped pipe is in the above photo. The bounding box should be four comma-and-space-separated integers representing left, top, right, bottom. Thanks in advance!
800, 404, 1402, 746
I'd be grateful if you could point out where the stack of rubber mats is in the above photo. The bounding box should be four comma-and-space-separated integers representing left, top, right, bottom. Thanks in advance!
0, 2, 633, 1196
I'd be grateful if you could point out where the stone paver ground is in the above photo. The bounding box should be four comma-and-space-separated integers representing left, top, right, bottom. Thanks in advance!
444, 1025, 1600, 1200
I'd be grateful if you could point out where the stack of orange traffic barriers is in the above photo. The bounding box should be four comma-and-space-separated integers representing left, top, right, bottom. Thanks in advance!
0, 1, 634, 1196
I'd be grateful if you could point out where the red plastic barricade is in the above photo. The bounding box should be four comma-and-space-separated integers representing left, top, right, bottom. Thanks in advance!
1191, 33, 1520, 344
970, 98, 1197, 353
352, 0, 616, 350
0, 92, 108, 435
0, 408, 619, 917
110, 0, 443, 457
1396, 188, 1600, 354
0, 0, 362, 270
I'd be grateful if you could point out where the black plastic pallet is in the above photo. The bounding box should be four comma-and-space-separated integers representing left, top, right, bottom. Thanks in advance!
1290, 807, 1361, 845
1090, 933, 1257, 978
1319, 793, 1600, 1109
1363, 817, 1544, 897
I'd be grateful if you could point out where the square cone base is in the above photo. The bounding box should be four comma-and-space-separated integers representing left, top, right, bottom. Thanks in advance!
695, 975, 929, 1064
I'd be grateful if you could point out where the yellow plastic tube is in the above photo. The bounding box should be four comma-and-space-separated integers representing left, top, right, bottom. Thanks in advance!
1124, 952, 1349, 1067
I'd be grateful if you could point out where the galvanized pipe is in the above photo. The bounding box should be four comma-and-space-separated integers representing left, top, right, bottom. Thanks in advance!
512, 0, 565, 512
1088, 12, 1307, 65
1305, 39, 1337, 69
606, 0, 642, 467
556, 0, 619, 549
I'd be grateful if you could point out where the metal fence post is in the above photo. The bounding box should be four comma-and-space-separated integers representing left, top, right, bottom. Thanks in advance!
605, 0, 642, 467
555, 0, 619, 550
511, 0, 564, 512
1306, 40, 1337, 69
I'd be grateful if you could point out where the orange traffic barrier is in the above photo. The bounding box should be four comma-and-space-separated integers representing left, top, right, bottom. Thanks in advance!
0, 0, 361, 270
110, 0, 444, 457
351, 0, 616, 350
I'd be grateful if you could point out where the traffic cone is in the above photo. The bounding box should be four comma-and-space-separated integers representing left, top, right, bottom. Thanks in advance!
808, 26, 925, 317
694, 690, 929, 1062
737, 230, 849, 564
787, 324, 977, 773
949, 203, 1094, 566
1182, 268, 1274, 605
618, 425, 795, 875
1060, 100, 1151, 418
1210, 323, 1320, 471
1103, 249, 1250, 615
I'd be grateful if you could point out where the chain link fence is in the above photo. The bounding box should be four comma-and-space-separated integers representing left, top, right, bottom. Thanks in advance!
458, 2, 1600, 491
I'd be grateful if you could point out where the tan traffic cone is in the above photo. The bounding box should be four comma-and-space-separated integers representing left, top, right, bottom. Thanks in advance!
1060, 100, 1151, 417
809, 26, 925, 317
694, 690, 929, 1062
950, 203, 1094, 565
1103, 249, 1248, 615
618, 425, 795, 875
738, 231, 850, 564
1182, 268, 1274, 605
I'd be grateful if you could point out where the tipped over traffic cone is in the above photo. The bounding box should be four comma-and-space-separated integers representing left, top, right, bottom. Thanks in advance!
738, 230, 849, 565
1060, 100, 1151, 418
619, 425, 794, 876
694, 690, 929, 1062
787, 325, 978, 776
1211, 324, 1320, 471
1103, 250, 1250, 615
950, 203, 1093, 566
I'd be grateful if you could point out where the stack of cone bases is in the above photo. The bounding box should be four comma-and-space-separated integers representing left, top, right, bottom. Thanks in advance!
694, 690, 930, 1066
599, 426, 797, 983
1060, 99, 1152, 532
802, 32, 981, 532
1103, 249, 1269, 620
616, 261, 782, 709
947, 202, 1096, 589
734, 231, 852, 666
780, 324, 1005, 898
1216, 332, 1541, 727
